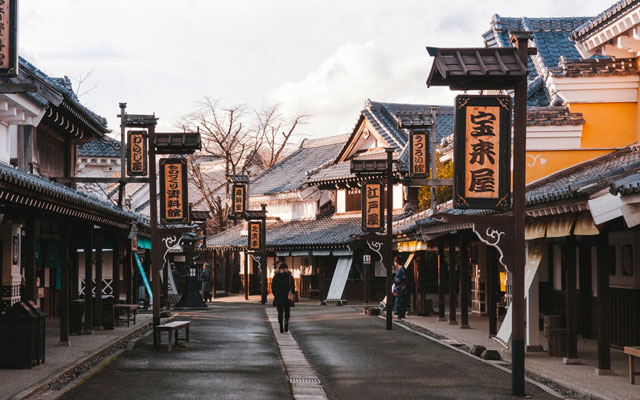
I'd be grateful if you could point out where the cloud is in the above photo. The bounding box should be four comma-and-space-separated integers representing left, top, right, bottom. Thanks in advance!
266, 41, 447, 140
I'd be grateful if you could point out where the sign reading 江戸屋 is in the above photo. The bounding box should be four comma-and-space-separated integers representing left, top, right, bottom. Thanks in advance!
248, 220, 264, 252
409, 131, 428, 178
159, 158, 189, 224
362, 181, 384, 232
127, 131, 148, 176
454, 95, 511, 210
232, 184, 246, 215
0, 0, 17, 77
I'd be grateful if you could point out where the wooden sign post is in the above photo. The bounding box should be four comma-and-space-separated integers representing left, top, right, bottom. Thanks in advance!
159, 158, 189, 225
409, 130, 428, 179
127, 131, 148, 176
362, 181, 384, 232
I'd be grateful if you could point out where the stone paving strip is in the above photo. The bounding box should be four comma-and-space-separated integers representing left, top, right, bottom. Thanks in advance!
265, 308, 328, 400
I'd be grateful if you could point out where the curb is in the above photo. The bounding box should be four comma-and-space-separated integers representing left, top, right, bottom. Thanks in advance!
13, 320, 152, 400
377, 313, 616, 400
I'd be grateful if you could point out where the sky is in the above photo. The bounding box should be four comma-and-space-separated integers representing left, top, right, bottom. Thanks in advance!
19, 0, 611, 142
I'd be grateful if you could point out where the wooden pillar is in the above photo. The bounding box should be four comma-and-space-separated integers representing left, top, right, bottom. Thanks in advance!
23, 217, 37, 302
124, 239, 133, 304
83, 226, 93, 334
448, 236, 457, 325
111, 237, 119, 304
363, 251, 370, 304
596, 233, 612, 373
438, 239, 446, 321
143, 249, 151, 305
70, 232, 79, 300
59, 223, 70, 345
487, 245, 498, 336
412, 254, 420, 314
578, 242, 592, 338
460, 235, 470, 329
94, 229, 103, 330
563, 235, 578, 362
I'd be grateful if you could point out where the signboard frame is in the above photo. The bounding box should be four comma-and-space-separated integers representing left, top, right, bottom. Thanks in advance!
361, 180, 384, 232
232, 184, 246, 216
0, 0, 18, 77
127, 130, 148, 176
159, 158, 189, 225
454, 95, 511, 210
247, 220, 265, 253
409, 130, 429, 179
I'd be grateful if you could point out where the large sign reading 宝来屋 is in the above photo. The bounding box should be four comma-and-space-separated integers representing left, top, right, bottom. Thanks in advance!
232, 184, 246, 215
159, 158, 189, 224
454, 95, 511, 210
0, 0, 17, 77
409, 130, 428, 178
127, 131, 148, 176
248, 220, 264, 252
362, 180, 384, 232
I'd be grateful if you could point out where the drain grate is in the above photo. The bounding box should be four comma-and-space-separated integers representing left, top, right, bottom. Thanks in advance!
289, 377, 321, 384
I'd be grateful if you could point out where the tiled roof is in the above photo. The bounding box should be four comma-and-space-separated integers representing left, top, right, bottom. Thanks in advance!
0, 161, 137, 223
77, 136, 121, 157
305, 161, 353, 185
250, 134, 348, 196
205, 215, 362, 250
571, 0, 638, 41
526, 145, 640, 205
18, 57, 109, 134
552, 57, 638, 77
483, 14, 594, 107
526, 106, 585, 126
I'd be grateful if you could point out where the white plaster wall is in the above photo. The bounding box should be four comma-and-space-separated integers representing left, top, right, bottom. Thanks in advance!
0, 124, 9, 163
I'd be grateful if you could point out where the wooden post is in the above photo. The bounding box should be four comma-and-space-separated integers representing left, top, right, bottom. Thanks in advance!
438, 239, 446, 321
23, 217, 37, 302
244, 250, 249, 300
94, 229, 103, 330
460, 235, 469, 328
124, 239, 132, 304
563, 235, 578, 362
112, 237, 120, 304
596, 233, 612, 372
83, 226, 93, 334
163, 248, 169, 307
487, 245, 498, 336
448, 235, 457, 325
385, 148, 393, 330
579, 242, 592, 338
148, 122, 162, 346
363, 250, 370, 304
412, 253, 419, 314
59, 222, 70, 345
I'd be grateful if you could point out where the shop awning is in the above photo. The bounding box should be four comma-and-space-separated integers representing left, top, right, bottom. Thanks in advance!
524, 221, 546, 240
137, 236, 152, 250
325, 256, 353, 301
546, 216, 574, 238
397, 241, 428, 253
574, 213, 599, 235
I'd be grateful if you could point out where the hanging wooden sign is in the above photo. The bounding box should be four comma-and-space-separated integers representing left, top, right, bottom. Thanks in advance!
0, 0, 18, 77
248, 220, 264, 252
362, 180, 384, 232
454, 95, 511, 210
159, 158, 189, 224
232, 184, 246, 215
127, 130, 148, 176
409, 130, 429, 178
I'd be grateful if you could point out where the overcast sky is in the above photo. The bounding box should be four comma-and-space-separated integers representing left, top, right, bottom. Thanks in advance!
20, 0, 610, 141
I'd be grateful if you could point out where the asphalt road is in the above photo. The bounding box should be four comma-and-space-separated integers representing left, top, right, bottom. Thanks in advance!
60, 302, 290, 400
61, 302, 558, 400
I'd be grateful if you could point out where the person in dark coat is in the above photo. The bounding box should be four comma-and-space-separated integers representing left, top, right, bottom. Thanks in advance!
272, 262, 295, 333
201, 263, 213, 302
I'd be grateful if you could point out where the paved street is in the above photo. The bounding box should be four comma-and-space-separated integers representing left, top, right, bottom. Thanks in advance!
61, 302, 557, 400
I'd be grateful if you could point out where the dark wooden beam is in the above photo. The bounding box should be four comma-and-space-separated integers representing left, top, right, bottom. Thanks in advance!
112, 237, 120, 304
23, 217, 37, 302
487, 245, 498, 336
83, 226, 93, 334
596, 233, 612, 372
124, 239, 133, 304
460, 235, 470, 328
51, 177, 150, 184
579, 242, 593, 338
448, 236, 457, 325
59, 221, 70, 345
94, 229, 103, 330
563, 235, 578, 361
438, 239, 446, 321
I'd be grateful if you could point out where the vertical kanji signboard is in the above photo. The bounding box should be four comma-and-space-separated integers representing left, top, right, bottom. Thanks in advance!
127, 130, 148, 176
454, 95, 511, 210
232, 184, 246, 215
248, 220, 264, 252
159, 158, 189, 224
0, 0, 18, 77
362, 180, 384, 232
409, 130, 428, 178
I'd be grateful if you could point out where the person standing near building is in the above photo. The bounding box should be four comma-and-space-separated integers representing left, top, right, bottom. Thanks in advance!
271, 262, 295, 333
393, 256, 407, 320
201, 263, 213, 302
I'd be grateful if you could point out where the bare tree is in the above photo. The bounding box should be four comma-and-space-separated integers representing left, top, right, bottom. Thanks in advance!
180, 98, 307, 234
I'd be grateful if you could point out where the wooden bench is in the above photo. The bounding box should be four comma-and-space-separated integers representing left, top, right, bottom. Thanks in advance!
114, 304, 138, 327
155, 321, 190, 352
624, 346, 640, 384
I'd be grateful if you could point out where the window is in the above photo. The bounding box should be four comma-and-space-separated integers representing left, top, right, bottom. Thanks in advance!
622, 244, 633, 277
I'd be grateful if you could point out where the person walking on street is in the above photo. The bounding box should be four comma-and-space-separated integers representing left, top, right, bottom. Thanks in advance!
393, 256, 408, 320
201, 263, 213, 302
272, 262, 295, 333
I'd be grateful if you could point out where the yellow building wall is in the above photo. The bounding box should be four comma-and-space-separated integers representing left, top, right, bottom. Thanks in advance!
525, 150, 612, 183
568, 103, 637, 148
